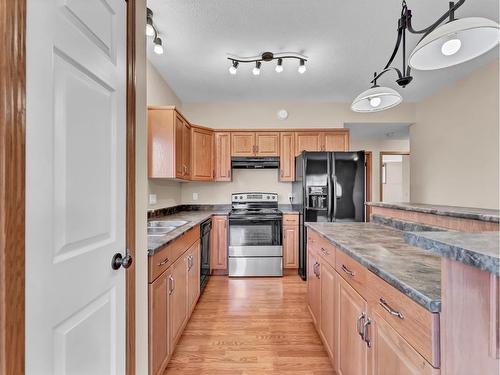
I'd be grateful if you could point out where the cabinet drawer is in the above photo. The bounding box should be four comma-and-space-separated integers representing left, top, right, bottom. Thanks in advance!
335, 250, 366, 297
366, 271, 440, 368
149, 226, 200, 283
316, 238, 336, 269
283, 213, 299, 226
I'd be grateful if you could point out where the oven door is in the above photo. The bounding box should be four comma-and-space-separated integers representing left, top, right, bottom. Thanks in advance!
228, 216, 282, 257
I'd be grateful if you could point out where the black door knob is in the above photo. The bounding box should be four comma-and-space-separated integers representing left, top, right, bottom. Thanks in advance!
111, 252, 133, 270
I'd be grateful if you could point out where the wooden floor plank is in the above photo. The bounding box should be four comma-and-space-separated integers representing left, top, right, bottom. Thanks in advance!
164, 275, 335, 374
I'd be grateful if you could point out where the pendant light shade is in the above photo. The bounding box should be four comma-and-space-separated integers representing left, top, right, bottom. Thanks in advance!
409, 17, 500, 70
351, 86, 402, 113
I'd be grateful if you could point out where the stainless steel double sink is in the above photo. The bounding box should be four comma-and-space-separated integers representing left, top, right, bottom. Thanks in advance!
147, 220, 189, 237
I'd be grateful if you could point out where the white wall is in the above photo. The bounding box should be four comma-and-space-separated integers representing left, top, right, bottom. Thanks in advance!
182, 101, 416, 129
411, 59, 499, 209
181, 169, 292, 204
147, 60, 182, 108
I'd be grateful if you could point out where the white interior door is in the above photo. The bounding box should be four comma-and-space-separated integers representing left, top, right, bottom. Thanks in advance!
26, 0, 127, 374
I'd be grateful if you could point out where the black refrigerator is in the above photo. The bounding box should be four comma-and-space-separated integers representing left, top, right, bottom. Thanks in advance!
292, 151, 365, 280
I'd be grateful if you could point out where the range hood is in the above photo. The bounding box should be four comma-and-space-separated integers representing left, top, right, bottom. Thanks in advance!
231, 157, 280, 169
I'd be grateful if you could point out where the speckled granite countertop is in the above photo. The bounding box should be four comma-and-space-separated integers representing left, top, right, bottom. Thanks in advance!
405, 231, 500, 276
306, 222, 441, 313
368, 202, 500, 223
148, 210, 229, 255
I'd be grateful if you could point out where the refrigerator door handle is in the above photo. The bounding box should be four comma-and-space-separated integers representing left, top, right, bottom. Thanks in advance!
332, 175, 338, 221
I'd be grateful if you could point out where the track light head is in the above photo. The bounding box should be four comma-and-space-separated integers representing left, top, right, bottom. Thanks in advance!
229, 61, 239, 75
153, 37, 164, 55
275, 58, 284, 73
252, 61, 261, 75
298, 59, 306, 74
146, 8, 155, 37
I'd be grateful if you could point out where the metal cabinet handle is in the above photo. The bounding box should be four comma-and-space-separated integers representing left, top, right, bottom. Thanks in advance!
341, 264, 355, 277
362, 318, 372, 347
157, 257, 169, 267
356, 312, 366, 338
316, 263, 321, 279
168, 276, 175, 295
379, 298, 404, 320
320, 247, 330, 256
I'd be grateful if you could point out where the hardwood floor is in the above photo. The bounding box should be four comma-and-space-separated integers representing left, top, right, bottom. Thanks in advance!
165, 275, 335, 374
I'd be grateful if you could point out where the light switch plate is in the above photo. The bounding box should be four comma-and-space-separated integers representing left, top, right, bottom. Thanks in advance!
149, 194, 157, 205
192, 192, 199, 201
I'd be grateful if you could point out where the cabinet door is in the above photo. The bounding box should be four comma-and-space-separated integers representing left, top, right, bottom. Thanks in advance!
255, 132, 279, 156
149, 273, 170, 375
307, 245, 321, 326
210, 216, 228, 270
283, 225, 298, 268
337, 276, 368, 375
214, 132, 231, 181
169, 255, 189, 349
187, 240, 201, 314
369, 311, 437, 375
231, 132, 255, 156
174, 114, 184, 178
320, 261, 337, 363
279, 132, 295, 181
191, 127, 213, 181
296, 132, 322, 155
182, 121, 191, 179
323, 131, 349, 152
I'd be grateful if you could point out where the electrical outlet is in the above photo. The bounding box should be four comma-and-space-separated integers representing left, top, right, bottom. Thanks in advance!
192, 192, 199, 201
149, 194, 157, 205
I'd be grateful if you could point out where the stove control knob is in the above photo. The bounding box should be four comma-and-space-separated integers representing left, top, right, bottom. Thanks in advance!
267, 196, 270, 199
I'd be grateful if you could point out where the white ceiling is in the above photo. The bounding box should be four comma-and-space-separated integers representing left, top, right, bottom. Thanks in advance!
345, 123, 410, 141
147, 0, 499, 103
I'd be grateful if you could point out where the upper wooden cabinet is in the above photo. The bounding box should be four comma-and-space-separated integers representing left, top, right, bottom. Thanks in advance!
255, 132, 280, 156
231, 132, 255, 156
296, 132, 323, 155
231, 131, 280, 157
191, 126, 213, 181
148, 107, 192, 180
214, 132, 231, 181
279, 132, 295, 181
295, 130, 350, 155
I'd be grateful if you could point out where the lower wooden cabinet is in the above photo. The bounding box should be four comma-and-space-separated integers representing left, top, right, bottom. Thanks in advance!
368, 311, 438, 375
149, 227, 202, 375
187, 240, 201, 314
320, 261, 337, 362
210, 215, 228, 271
149, 271, 170, 375
337, 276, 368, 375
169, 254, 189, 350
307, 244, 321, 326
283, 215, 299, 268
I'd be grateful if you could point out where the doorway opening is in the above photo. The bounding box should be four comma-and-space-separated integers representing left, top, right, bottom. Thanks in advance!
380, 152, 410, 202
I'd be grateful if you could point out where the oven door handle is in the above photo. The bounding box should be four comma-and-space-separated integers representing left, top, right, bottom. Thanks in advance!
229, 216, 283, 222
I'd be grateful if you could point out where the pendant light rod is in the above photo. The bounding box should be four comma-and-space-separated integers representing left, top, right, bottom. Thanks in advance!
406, 0, 465, 37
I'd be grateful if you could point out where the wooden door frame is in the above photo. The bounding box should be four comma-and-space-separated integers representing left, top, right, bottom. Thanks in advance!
364, 151, 372, 221
0, 1, 137, 374
379, 151, 410, 202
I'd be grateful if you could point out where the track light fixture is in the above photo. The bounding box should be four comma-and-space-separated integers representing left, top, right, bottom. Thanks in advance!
146, 7, 165, 56
352, 0, 499, 113
227, 51, 308, 75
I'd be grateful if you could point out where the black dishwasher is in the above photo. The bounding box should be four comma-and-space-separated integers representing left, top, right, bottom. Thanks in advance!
200, 218, 212, 293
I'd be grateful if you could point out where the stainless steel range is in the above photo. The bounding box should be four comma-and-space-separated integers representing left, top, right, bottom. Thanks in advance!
228, 193, 283, 277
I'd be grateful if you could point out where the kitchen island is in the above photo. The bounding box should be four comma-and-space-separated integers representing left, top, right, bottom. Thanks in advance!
306, 202, 500, 375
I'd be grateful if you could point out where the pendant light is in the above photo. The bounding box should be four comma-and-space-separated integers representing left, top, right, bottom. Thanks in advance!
351, 0, 499, 113
351, 84, 403, 113
409, 17, 500, 70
